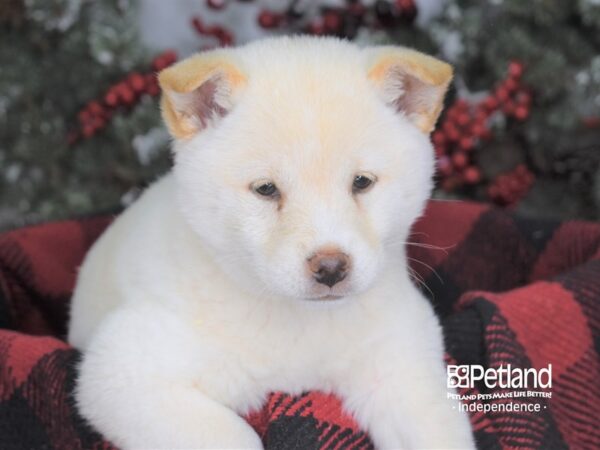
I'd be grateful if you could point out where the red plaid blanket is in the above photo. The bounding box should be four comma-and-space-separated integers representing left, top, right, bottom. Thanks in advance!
1, 201, 599, 449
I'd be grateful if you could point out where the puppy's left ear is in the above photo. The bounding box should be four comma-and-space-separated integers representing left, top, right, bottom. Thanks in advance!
367, 47, 453, 133
158, 50, 247, 140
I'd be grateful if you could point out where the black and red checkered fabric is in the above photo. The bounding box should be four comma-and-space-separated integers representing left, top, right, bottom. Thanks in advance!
0, 201, 599, 449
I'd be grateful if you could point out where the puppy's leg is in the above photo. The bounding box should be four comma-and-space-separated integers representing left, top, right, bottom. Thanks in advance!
75, 303, 263, 449
338, 330, 475, 449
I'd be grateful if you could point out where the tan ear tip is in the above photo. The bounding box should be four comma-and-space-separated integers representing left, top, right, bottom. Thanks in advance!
369, 47, 454, 86
157, 65, 177, 92
156, 54, 201, 92
421, 55, 453, 86
438, 60, 454, 84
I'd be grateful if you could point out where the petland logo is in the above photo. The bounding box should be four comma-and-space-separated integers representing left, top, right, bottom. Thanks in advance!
447, 364, 552, 389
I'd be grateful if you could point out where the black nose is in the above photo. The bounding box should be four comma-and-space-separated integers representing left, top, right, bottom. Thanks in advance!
307, 249, 350, 288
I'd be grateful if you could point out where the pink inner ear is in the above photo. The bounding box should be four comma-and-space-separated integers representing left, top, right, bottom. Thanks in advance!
391, 70, 440, 120
173, 75, 229, 130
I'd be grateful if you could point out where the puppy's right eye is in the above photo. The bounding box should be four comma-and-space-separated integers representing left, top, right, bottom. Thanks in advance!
252, 181, 279, 199
352, 172, 377, 194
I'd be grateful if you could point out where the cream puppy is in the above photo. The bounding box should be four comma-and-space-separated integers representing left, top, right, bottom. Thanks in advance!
69, 36, 474, 449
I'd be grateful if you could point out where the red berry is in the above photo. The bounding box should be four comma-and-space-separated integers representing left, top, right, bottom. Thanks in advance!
161, 50, 177, 67
104, 90, 119, 107
146, 75, 160, 96
147, 83, 160, 97
207, 26, 234, 46
442, 122, 460, 141
88, 101, 104, 116
452, 151, 468, 168
514, 106, 530, 121
152, 50, 177, 71
454, 99, 469, 111
323, 11, 341, 32
448, 128, 461, 143
164, 50, 177, 61
152, 56, 166, 71
446, 106, 460, 120
504, 78, 519, 92
258, 10, 281, 29
123, 91, 135, 105
191, 17, 207, 34
117, 83, 135, 105
496, 86, 509, 102
509, 178, 521, 190
221, 31, 234, 46
471, 123, 487, 138
482, 95, 498, 111
449, 132, 461, 144
456, 112, 470, 127
307, 21, 324, 35
128, 73, 146, 93
432, 131, 446, 146
206, 0, 227, 10
396, 0, 417, 21
459, 137, 474, 151
463, 166, 481, 184
508, 61, 524, 79
114, 81, 127, 94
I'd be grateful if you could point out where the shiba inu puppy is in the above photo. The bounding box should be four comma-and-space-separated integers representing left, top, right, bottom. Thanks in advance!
69, 36, 474, 449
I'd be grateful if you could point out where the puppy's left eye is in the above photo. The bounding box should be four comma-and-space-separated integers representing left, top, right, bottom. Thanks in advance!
352, 173, 376, 193
251, 180, 279, 199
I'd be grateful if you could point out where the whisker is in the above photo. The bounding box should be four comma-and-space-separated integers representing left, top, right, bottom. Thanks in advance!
407, 266, 435, 300
406, 257, 444, 284
386, 239, 454, 255
407, 231, 429, 238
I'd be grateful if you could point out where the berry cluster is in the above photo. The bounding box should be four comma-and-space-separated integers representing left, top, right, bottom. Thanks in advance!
197, 0, 416, 41
433, 61, 531, 191
372, 0, 417, 26
70, 51, 177, 143
259, 0, 417, 38
487, 164, 535, 206
192, 16, 234, 47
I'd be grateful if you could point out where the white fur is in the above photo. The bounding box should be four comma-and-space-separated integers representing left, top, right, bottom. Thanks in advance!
69, 37, 474, 449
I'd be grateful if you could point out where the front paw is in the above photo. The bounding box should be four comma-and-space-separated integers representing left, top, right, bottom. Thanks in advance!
199, 422, 264, 450
115, 418, 264, 450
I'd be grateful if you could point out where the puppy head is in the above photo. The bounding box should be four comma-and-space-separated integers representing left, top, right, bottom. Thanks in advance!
159, 37, 452, 301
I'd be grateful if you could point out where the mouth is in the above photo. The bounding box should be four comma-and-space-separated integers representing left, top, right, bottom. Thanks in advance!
305, 293, 346, 302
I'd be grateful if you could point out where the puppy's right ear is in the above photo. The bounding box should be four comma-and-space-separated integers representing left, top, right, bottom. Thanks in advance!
367, 47, 453, 134
158, 51, 246, 140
